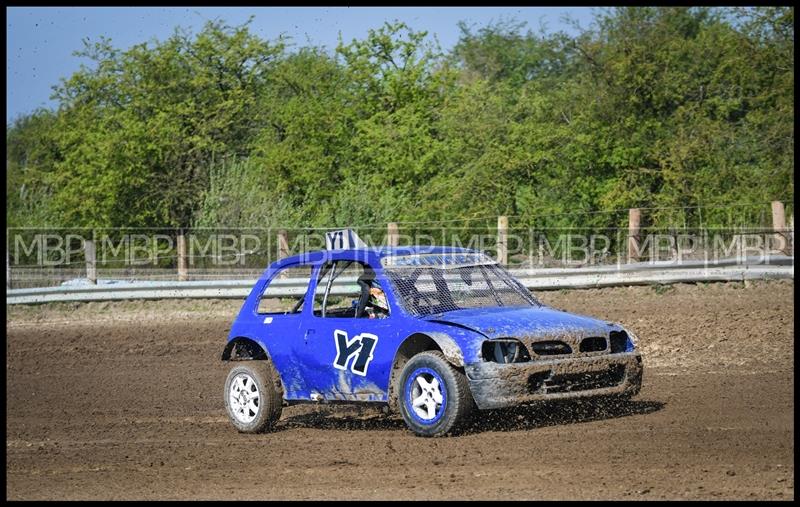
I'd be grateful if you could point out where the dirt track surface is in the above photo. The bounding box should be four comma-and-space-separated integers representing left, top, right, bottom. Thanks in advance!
6, 280, 794, 500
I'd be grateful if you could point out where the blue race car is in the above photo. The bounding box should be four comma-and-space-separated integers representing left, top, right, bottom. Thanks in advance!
222, 232, 642, 437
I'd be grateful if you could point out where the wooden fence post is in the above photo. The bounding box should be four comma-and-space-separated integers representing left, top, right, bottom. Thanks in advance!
277, 230, 289, 260
85, 238, 97, 285
771, 201, 787, 255
497, 215, 508, 266
387, 222, 399, 247
6, 250, 11, 290
628, 208, 641, 263
177, 231, 188, 281
669, 228, 679, 261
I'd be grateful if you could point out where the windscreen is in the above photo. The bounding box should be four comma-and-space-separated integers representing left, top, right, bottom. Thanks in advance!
381, 254, 541, 317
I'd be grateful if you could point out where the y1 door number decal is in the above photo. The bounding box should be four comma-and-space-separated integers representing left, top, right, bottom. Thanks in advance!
333, 329, 378, 376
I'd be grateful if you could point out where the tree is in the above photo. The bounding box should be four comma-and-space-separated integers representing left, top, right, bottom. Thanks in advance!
5, 8, 793, 234
47, 18, 284, 228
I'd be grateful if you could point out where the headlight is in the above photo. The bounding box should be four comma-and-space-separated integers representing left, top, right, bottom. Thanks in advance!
625, 329, 639, 351
610, 329, 638, 353
482, 339, 530, 364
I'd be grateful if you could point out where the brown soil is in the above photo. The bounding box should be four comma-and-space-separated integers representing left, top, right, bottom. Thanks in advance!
6, 280, 794, 500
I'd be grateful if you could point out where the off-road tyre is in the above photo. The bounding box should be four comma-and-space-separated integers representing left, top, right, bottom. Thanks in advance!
397, 351, 473, 437
224, 361, 283, 433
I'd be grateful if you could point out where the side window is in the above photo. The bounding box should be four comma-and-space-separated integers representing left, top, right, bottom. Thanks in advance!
313, 261, 389, 318
313, 263, 334, 315
256, 264, 313, 314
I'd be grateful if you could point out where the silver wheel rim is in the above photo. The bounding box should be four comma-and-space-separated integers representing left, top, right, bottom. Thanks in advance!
229, 373, 260, 424
410, 374, 444, 421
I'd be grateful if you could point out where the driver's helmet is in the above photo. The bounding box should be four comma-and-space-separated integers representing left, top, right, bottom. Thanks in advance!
369, 286, 388, 311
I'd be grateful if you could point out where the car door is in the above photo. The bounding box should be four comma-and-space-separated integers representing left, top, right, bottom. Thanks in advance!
295, 260, 397, 402
253, 262, 315, 400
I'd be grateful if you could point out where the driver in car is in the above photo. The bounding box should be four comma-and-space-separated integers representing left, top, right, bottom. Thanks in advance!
366, 285, 389, 319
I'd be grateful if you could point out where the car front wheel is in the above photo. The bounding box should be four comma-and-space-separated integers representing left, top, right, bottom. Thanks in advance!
224, 361, 282, 433
398, 351, 473, 437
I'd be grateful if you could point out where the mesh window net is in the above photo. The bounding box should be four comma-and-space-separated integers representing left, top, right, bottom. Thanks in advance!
382, 254, 541, 317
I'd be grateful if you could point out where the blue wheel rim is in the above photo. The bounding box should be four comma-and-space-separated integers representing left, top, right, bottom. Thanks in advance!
404, 367, 447, 425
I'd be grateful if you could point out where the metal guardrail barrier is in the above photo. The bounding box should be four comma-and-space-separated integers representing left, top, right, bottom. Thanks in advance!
5, 256, 793, 305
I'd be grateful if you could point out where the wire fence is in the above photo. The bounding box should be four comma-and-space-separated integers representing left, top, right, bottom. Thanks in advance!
6, 201, 794, 289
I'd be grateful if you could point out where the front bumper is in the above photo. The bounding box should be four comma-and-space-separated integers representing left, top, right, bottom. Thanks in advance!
464, 352, 643, 410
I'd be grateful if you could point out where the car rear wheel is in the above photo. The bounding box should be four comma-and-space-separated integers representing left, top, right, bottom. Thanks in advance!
224, 361, 282, 433
398, 351, 473, 437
